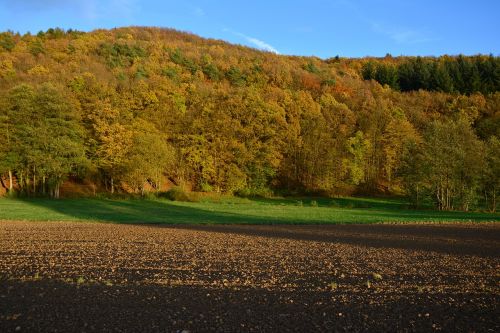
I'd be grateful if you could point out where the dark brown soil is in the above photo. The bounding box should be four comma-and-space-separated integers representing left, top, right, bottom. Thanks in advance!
1, 221, 499, 332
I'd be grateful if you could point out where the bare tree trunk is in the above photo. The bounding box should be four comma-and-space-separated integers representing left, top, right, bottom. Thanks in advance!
8, 170, 13, 192
111, 177, 114, 194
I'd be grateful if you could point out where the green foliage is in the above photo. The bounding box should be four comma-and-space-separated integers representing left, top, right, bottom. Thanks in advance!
304, 61, 320, 74
400, 118, 485, 211
169, 48, 184, 65
161, 66, 179, 80
2, 83, 87, 198
362, 61, 376, 81
169, 48, 199, 74
346, 131, 371, 185
362, 55, 500, 94
0, 32, 15, 51
199, 182, 214, 192
226, 66, 247, 86
202, 63, 221, 80
483, 136, 500, 212
45, 28, 66, 39
121, 120, 175, 195
161, 186, 193, 202
29, 40, 45, 56
321, 78, 336, 86
236, 187, 274, 198
97, 42, 147, 68
135, 66, 149, 79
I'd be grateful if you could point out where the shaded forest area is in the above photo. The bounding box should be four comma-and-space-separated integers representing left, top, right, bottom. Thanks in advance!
362, 55, 500, 94
0, 27, 498, 211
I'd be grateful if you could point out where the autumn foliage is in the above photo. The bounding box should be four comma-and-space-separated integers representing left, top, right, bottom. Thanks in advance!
0, 27, 498, 211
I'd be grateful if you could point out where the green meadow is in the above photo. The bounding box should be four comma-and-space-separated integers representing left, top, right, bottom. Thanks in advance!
0, 196, 497, 224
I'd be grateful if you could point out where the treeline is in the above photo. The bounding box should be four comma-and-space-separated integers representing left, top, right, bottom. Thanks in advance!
362, 55, 500, 94
0, 27, 498, 211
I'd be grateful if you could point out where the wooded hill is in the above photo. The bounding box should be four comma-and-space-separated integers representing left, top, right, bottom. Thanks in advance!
0, 27, 498, 211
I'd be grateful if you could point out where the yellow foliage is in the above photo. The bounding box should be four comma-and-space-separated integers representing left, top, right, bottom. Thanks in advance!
27, 65, 50, 76
0, 59, 15, 79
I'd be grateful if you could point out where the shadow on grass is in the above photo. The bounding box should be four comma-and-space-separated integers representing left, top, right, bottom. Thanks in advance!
1, 197, 497, 257
7, 197, 499, 225
248, 196, 410, 210
11, 198, 290, 224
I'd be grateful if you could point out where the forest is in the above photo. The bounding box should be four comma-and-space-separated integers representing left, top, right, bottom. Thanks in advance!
0, 27, 498, 211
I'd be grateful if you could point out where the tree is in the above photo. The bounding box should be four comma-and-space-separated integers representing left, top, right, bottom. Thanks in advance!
0, 93, 17, 193
381, 109, 419, 186
0, 27, 498, 200
121, 120, 175, 195
483, 136, 500, 212
345, 131, 371, 186
399, 139, 426, 208
422, 118, 484, 211
87, 100, 133, 193
5, 84, 87, 197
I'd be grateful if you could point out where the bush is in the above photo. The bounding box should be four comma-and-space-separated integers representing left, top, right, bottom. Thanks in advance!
159, 187, 193, 202
236, 187, 273, 198
329, 200, 341, 208
142, 192, 158, 200
199, 182, 213, 192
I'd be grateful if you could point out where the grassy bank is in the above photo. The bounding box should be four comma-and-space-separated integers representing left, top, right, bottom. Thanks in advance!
0, 196, 498, 224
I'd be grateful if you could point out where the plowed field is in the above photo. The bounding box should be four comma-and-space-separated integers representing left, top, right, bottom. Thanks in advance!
1, 221, 499, 332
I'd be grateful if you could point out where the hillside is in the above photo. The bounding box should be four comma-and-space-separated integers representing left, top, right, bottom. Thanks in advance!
0, 26, 498, 211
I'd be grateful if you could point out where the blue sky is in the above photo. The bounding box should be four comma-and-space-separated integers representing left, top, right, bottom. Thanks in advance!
0, 0, 498, 58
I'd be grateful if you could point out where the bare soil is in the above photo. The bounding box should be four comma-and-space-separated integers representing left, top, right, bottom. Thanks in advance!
1, 221, 499, 332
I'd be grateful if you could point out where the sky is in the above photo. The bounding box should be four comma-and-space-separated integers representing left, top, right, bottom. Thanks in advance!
0, 0, 499, 58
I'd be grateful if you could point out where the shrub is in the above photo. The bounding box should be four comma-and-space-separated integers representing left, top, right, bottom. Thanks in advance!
160, 187, 193, 202
236, 187, 273, 198
142, 192, 158, 200
199, 182, 213, 192
329, 200, 341, 208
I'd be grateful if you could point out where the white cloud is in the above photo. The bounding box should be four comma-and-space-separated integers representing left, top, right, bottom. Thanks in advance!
227, 30, 279, 54
244, 35, 280, 54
